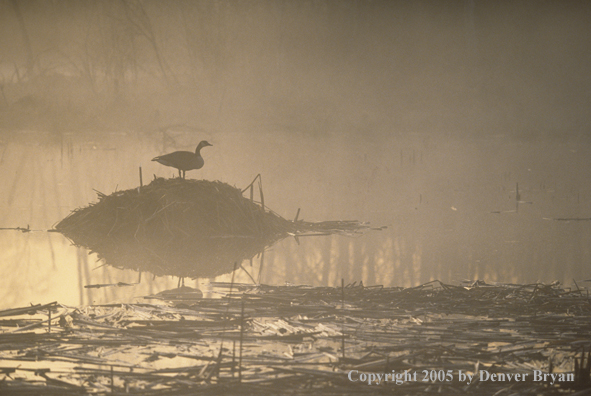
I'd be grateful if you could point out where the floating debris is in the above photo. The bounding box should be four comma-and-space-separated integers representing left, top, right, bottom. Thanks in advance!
0, 281, 590, 395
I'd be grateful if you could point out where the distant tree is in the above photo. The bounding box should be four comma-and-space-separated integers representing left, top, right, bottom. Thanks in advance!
10, 0, 35, 78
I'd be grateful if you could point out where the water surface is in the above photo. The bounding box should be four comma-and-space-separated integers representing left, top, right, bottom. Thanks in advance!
1, 129, 589, 309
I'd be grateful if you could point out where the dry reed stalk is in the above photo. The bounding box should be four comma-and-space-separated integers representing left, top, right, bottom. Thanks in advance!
21, 223, 591, 394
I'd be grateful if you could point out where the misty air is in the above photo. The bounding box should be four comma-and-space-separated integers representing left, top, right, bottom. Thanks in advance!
0, 1, 590, 394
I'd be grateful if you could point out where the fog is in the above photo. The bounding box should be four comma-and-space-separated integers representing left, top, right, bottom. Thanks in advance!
0, 0, 590, 309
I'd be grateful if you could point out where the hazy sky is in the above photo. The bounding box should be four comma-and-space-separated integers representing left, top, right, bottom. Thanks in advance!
1, 0, 590, 136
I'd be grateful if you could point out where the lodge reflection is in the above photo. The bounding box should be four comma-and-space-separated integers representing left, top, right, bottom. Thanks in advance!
80, 234, 274, 279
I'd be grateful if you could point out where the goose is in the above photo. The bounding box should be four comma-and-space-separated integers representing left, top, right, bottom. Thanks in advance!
152, 140, 213, 179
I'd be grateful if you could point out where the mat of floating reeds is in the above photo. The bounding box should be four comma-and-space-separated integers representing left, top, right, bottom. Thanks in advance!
54, 177, 373, 278
1, 281, 590, 395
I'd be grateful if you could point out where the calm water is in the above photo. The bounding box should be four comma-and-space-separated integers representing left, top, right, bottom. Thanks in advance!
1, 129, 590, 309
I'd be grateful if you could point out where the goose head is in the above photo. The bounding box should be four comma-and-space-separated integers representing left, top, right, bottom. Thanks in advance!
196, 140, 213, 153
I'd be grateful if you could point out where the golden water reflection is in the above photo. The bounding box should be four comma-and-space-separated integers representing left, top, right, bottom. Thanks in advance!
1, 130, 590, 309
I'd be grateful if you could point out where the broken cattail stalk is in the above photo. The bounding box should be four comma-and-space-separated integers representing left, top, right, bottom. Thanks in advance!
258, 178, 265, 210
239, 296, 245, 383
232, 340, 236, 377
341, 278, 345, 360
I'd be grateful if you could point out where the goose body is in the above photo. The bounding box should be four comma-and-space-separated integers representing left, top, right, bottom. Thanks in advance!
152, 140, 212, 179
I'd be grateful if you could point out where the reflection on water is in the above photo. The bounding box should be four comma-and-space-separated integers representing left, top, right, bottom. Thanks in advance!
1, 130, 590, 309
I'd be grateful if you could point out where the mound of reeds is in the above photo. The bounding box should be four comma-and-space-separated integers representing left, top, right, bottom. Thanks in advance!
55, 178, 298, 278
55, 177, 372, 278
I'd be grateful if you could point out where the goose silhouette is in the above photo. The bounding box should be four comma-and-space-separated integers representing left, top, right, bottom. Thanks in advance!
152, 140, 212, 179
